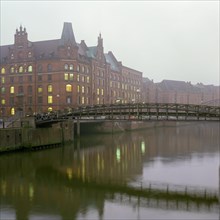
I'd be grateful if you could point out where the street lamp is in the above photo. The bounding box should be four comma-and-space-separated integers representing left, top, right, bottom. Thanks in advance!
136, 89, 140, 118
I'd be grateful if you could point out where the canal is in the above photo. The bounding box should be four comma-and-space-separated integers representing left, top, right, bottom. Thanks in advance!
0, 121, 219, 219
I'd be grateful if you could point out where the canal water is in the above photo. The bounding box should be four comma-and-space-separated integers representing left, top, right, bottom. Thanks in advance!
0, 121, 219, 220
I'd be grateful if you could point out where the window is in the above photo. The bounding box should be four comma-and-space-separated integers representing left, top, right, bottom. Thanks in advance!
82, 86, 85, 93
86, 67, 89, 74
66, 84, 72, 92
101, 89, 104, 96
38, 75, 42, 81
69, 64, 74, 71
64, 73, 68, 81
19, 76, 23, 83
19, 66, 23, 73
97, 97, 100, 104
28, 97, 32, 104
10, 86, 14, 94
28, 52, 32, 58
11, 108, 15, 115
1, 77, 5, 84
28, 86, 32, 94
18, 86, 23, 93
86, 76, 90, 83
1, 68, 5, 74
67, 96, 72, 104
82, 76, 85, 82
1, 99, 5, 105
38, 65, 42, 73
10, 97, 14, 105
48, 74, 52, 81
48, 96, 53, 104
64, 64, 68, 70
82, 96, 85, 104
11, 54, 14, 60
38, 86, 43, 93
1, 87, 5, 94
77, 74, 80, 82
28, 65, 33, 72
47, 64, 52, 72
28, 75, 32, 82
81, 66, 85, 73
77, 65, 80, 72
77, 85, 80, 93
10, 67, 14, 73
69, 73, 74, 81
48, 85, 52, 93
38, 96, 43, 104
97, 88, 100, 95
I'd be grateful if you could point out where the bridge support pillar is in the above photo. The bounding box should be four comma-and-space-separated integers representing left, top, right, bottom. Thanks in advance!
77, 118, 80, 137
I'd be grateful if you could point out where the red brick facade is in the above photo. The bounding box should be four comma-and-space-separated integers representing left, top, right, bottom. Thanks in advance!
0, 23, 219, 118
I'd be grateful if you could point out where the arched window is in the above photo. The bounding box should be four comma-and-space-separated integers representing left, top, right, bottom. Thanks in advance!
28, 65, 33, 72
47, 64, 52, 72
69, 64, 74, 71
10, 86, 14, 94
11, 107, 15, 115
48, 85, 52, 93
66, 84, 72, 92
10, 66, 14, 73
38, 64, 42, 73
64, 64, 68, 70
1, 99, 5, 105
19, 66, 23, 73
1, 68, 5, 74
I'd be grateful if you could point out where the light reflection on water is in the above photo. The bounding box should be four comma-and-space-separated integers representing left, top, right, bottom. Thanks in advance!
0, 121, 219, 220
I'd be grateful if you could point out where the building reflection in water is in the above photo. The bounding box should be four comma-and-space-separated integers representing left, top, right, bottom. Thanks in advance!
0, 121, 218, 220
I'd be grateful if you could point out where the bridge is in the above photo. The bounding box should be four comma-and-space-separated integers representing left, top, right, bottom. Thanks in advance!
35, 102, 220, 126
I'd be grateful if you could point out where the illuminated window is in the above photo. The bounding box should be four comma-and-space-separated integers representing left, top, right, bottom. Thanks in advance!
82, 86, 85, 93
77, 74, 80, 82
82, 96, 85, 104
19, 66, 23, 73
69, 73, 73, 81
10, 67, 14, 73
69, 64, 74, 71
81, 66, 85, 73
66, 84, 72, 92
101, 89, 104, 96
1, 68, 5, 74
86, 76, 90, 83
64, 64, 68, 70
1, 77, 5, 84
10, 86, 14, 94
1, 99, 5, 105
48, 107, 53, 112
77, 85, 80, 93
82, 76, 85, 82
11, 107, 15, 115
97, 88, 100, 95
28, 65, 33, 72
48, 85, 52, 93
64, 73, 68, 80
1, 87, 5, 93
48, 96, 53, 104
97, 97, 100, 104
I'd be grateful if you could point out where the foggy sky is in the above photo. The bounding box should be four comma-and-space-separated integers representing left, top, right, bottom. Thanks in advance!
0, 1, 219, 85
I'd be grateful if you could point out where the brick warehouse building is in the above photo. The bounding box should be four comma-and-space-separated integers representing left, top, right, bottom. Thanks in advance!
0, 22, 142, 117
0, 22, 219, 118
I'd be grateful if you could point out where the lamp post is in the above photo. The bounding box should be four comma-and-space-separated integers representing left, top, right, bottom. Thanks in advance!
136, 89, 140, 118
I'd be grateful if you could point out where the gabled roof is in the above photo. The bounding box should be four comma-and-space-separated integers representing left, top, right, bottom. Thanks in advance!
104, 51, 120, 72
159, 80, 200, 93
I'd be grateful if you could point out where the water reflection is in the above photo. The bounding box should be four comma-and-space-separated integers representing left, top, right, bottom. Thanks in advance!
0, 121, 219, 219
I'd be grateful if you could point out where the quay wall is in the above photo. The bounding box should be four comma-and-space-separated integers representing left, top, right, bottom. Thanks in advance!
0, 118, 74, 153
